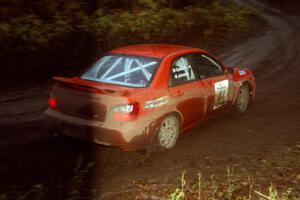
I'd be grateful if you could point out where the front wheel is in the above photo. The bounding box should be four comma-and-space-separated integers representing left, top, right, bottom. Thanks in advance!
235, 84, 250, 113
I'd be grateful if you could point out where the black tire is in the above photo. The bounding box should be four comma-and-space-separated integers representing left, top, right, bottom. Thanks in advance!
235, 84, 250, 113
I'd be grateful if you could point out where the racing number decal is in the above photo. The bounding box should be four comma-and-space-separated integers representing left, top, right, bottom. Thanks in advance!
214, 80, 229, 109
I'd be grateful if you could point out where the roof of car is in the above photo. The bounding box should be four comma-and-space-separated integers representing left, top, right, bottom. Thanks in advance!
109, 44, 205, 59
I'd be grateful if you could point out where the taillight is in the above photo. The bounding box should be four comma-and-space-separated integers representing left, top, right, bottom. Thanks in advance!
111, 103, 139, 121
48, 97, 57, 109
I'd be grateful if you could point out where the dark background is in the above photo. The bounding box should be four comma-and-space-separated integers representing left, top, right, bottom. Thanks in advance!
0, 0, 255, 84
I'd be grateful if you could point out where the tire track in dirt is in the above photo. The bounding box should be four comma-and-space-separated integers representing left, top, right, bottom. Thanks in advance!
220, 0, 300, 116
221, 0, 297, 75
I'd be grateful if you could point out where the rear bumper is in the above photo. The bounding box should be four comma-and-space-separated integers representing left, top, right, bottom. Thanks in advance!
45, 109, 158, 151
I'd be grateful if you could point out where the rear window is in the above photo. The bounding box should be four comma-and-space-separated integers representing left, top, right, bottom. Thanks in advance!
81, 54, 160, 87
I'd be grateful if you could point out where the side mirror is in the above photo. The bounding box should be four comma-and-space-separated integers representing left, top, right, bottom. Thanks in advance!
225, 66, 234, 74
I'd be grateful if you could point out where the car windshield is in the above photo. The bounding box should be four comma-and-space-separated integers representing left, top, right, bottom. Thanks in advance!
81, 54, 160, 87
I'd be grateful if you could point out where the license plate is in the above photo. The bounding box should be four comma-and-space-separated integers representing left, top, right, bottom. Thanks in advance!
63, 124, 85, 138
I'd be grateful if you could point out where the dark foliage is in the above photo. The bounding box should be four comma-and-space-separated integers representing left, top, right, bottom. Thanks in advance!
0, 0, 253, 83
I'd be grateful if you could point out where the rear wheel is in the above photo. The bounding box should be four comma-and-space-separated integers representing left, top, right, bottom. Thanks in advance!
236, 84, 250, 113
157, 115, 180, 150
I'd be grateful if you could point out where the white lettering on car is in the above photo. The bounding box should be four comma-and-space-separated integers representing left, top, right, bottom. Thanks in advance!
144, 96, 170, 109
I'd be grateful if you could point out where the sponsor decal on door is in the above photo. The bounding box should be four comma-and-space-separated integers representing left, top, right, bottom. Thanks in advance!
214, 80, 229, 109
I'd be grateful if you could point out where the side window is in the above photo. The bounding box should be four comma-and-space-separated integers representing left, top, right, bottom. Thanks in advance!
190, 54, 223, 79
169, 56, 196, 86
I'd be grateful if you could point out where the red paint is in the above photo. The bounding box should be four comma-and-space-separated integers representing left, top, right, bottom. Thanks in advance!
109, 44, 205, 59
46, 44, 256, 151
48, 98, 56, 109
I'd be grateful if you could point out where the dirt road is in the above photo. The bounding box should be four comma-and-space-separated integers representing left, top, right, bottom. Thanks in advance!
0, 0, 299, 199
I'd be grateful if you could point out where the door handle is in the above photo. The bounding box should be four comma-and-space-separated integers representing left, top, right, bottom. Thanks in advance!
175, 90, 184, 97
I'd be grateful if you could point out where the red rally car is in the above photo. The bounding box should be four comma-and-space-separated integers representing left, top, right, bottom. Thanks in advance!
46, 44, 256, 151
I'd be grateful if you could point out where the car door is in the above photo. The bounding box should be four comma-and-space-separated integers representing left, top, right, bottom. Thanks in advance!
168, 55, 207, 127
189, 53, 234, 113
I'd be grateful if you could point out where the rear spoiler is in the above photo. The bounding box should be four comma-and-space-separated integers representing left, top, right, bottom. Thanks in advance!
53, 77, 128, 96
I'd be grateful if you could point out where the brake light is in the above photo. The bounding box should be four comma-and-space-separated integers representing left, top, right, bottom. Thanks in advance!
48, 97, 57, 109
111, 103, 139, 121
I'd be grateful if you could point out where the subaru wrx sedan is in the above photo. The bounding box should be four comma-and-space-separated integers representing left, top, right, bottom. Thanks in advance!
46, 44, 255, 151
